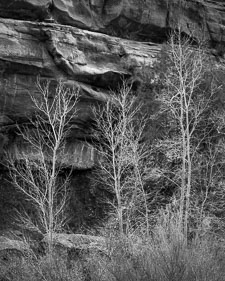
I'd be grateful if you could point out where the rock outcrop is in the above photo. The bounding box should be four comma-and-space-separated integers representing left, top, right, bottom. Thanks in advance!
0, 17, 159, 168
41, 233, 107, 266
0, 1, 224, 168
0, 1, 225, 45
41, 233, 106, 253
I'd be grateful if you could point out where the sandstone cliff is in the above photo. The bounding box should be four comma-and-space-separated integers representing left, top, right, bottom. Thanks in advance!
1, 0, 225, 44
0, 0, 224, 168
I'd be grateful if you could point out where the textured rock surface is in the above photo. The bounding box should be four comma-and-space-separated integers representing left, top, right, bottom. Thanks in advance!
10, 139, 97, 169
0, 236, 29, 252
0, 236, 30, 264
0, 18, 157, 84
0, 1, 225, 45
0, 0, 224, 168
42, 233, 106, 251
0, 17, 159, 168
41, 233, 107, 263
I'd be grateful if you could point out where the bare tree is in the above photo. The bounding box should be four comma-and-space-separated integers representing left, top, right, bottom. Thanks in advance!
153, 29, 214, 240
93, 81, 150, 235
7, 79, 79, 258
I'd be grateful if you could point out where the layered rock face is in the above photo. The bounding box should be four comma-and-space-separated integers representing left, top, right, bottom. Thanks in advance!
0, 0, 224, 233
0, 18, 159, 168
0, 0, 224, 168
0, 0, 225, 44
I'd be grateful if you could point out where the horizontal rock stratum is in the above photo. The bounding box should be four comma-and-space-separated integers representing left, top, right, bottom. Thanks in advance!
0, 0, 224, 44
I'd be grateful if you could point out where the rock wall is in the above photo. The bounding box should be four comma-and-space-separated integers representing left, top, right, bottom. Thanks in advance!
1, 1, 225, 43
0, 0, 224, 168
0, 0, 225, 231
0, 17, 159, 168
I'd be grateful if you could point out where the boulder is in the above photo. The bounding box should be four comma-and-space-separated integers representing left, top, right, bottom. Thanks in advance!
0, 236, 29, 252
42, 233, 106, 250
0, 236, 30, 263
41, 233, 107, 260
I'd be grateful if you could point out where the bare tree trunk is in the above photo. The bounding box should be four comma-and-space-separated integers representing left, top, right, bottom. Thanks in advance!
7, 79, 79, 261
156, 28, 209, 241
93, 81, 149, 235
180, 89, 187, 235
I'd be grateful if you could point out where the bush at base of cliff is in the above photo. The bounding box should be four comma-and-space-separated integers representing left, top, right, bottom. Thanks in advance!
0, 251, 85, 281
86, 210, 225, 281
1, 209, 225, 281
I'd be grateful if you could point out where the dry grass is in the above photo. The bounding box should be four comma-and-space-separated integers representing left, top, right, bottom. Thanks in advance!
0, 252, 85, 281
1, 210, 225, 281
87, 210, 225, 281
